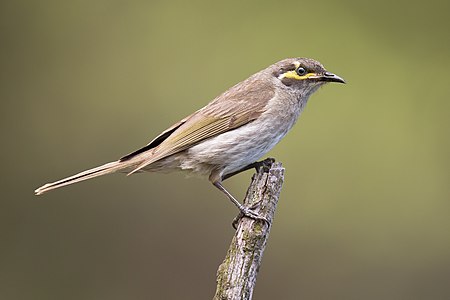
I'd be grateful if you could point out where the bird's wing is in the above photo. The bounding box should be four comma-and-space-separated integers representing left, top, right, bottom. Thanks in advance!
127, 78, 274, 174
119, 117, 189, 161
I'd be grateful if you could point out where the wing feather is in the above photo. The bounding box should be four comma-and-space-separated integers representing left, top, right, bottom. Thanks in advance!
120, 117, 189, 161
127, 77, 274, 174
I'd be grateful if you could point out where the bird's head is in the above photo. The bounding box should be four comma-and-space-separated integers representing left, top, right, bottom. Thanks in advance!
270, 57, 345, 96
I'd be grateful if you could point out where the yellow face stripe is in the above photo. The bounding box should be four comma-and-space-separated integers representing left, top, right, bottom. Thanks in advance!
278, 61, 318, 81
279, 70, 317, 80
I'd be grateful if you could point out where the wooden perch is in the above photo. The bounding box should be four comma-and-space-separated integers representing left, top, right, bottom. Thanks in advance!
213, 159, 285, 300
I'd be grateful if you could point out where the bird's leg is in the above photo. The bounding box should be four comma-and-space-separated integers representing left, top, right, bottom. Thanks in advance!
212, 180, 268, 229
222, 157, 275, 181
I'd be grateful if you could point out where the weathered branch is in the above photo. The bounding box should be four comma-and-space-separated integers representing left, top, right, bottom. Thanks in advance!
213, 159, 285, 300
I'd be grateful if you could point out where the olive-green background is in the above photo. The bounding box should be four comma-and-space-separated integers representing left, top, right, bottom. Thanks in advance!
1, 1, 449, 299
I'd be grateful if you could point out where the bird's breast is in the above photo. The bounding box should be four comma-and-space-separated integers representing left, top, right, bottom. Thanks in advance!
180, 92, 304, 177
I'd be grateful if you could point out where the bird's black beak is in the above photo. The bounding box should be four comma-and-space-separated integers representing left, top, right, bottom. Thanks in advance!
320, 71, 346, 84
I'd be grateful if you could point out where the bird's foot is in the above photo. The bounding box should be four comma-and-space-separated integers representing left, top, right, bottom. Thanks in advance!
254, 157, 275, 173
232, 202, 269, 229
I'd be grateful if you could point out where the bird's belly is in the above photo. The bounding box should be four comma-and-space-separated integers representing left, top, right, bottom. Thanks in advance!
180, 112, 296, 177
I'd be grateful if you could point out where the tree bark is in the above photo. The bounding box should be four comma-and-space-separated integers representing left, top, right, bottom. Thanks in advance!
213, 159, 285, 300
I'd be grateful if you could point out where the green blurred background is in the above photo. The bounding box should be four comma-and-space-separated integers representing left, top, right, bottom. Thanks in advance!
1, 0, 450, 299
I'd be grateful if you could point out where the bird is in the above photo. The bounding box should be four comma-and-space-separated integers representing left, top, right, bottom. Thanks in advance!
35, 57, 345, 222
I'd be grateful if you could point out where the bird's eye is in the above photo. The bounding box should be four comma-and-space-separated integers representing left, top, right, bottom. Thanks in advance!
296, 67, 307, 76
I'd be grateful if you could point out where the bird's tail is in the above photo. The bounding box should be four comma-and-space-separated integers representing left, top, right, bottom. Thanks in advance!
34, 160, 137, 195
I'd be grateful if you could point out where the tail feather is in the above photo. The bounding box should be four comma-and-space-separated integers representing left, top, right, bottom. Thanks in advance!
35, 160, 133, 195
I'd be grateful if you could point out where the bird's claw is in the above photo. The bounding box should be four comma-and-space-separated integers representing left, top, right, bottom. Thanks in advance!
232, 204, 269, 229
256, 157, 275, 173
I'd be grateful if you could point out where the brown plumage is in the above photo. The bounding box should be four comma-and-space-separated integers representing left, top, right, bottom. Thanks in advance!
35, 57, 345, 221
